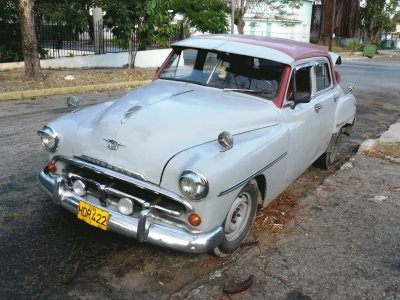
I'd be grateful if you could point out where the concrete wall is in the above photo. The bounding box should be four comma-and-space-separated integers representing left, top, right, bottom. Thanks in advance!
0, 48, 171, 71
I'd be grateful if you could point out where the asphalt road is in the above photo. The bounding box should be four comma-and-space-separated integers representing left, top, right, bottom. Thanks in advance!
0, 55, 399, 299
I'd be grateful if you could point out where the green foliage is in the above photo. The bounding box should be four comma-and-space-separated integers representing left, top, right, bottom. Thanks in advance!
36, 0, 90, 32
0, 0, 23, 62
393, 12, 400, 24
171, 0, 230, 33
361, 0, 399, 43
1, 0, 231, 64
102, 0, 175, 50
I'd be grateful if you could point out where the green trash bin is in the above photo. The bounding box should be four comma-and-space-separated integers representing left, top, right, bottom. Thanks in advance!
363, 44, 377, 58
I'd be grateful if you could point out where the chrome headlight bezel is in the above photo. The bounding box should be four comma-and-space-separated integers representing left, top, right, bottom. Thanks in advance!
179, 170, 209, 201
37, 126, 59, 152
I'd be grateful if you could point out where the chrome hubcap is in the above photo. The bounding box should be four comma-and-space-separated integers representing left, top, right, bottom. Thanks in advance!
225, 191, 251, 241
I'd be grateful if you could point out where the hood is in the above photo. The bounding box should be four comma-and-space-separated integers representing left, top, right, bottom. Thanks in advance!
72, 80, 281, 184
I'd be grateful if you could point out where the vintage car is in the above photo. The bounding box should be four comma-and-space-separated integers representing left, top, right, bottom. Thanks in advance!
38, 34, 356, 256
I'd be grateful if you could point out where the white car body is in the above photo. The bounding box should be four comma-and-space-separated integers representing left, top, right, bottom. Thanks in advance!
38, 35, 356, 255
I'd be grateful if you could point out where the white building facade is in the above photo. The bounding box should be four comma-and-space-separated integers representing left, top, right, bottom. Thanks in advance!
234, 0, 314, 42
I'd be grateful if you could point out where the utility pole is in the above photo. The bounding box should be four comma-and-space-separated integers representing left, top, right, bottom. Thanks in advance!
231, 0, 235, 34
329, 0, 336, 51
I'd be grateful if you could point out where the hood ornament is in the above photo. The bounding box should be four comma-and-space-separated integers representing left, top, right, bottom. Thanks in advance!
103, 139, 126, 150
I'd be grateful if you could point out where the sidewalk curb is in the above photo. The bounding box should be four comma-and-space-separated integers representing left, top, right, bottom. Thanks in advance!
0, 80, 151, 101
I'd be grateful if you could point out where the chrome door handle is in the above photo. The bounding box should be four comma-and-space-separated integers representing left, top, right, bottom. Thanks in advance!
314, 103, 323, 112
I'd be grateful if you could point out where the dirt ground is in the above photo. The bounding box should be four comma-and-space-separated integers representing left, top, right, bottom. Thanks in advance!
0, 68, 155, 93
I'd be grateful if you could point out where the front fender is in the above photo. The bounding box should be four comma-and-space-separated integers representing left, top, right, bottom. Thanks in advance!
41, 101, 114, 160
160, 124, 289, 232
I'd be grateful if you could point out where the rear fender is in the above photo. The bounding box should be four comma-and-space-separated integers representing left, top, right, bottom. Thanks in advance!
332, 86, 356, 133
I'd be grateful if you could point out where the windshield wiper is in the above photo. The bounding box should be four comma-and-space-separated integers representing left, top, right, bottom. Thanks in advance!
223, 88, 272, 94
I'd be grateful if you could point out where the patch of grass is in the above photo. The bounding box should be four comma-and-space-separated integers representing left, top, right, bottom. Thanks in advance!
365, 141, 400, 164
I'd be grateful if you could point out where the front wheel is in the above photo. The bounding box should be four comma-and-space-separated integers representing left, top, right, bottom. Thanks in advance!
213, 181, 258, 257
314, 131, 342, 171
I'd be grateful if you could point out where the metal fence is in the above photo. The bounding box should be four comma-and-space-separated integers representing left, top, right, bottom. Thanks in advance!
381, 33, 400, 50
36, 21, 127, 58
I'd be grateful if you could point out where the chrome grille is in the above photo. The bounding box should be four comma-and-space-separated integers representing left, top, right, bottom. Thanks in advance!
78, 155, 146, 181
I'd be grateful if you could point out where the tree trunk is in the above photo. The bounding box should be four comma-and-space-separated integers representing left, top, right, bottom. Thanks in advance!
128, 28, 138, 69
83, 6, 94, 43
18, 0, 41, 80
235, 0, 247, 34
319, 0, 360, 43
237, 17, 245, 34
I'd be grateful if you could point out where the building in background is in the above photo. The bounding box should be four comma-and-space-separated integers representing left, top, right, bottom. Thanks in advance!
234, 0, 314, 42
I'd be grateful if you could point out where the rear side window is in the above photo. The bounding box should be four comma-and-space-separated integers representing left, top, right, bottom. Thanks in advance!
315, 61, 331, 92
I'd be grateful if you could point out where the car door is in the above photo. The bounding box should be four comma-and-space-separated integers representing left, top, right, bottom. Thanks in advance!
282, 61, 321, 184
313, 58, 337, 153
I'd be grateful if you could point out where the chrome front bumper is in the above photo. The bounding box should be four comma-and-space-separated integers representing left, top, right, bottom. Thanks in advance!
38, 170, 223, 254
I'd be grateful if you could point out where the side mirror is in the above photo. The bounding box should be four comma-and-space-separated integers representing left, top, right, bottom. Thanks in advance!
66, 95, 80, 108
293, 91, 311, 103
347, 84, 355, 92
290, 92, 311, 109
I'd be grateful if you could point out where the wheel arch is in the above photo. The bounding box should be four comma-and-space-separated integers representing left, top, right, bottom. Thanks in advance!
254, 174, 267, 205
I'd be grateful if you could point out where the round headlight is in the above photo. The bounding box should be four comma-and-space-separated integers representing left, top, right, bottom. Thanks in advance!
179, 170, 209, 200
37, 126, 59, 152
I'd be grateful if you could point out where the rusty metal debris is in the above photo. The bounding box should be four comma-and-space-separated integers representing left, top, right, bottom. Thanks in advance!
62, 262, 79, 284
240, 240, 260, 248
222, 274, 254, 294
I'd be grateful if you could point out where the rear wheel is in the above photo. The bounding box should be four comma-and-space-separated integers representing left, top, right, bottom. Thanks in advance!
213, 181, 258, 257
314, 131, 342, 171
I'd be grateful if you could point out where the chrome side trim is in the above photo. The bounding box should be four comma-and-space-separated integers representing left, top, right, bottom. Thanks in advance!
53, 155, 194, 212
218, 152, 288, 197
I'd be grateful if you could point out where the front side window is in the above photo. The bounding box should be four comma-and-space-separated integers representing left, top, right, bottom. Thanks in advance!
286, 65, 312, 100
159, 48, 284, 100
315, 61, 332, 92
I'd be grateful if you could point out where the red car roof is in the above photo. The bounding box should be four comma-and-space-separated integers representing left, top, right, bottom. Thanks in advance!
189, 34, 329, 62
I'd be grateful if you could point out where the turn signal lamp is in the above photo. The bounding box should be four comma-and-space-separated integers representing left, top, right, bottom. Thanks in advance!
47, 162, 57, 173
188, 213, 201, 226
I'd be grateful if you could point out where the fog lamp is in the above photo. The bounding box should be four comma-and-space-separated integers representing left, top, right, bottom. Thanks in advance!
72, 180, 86, 196
118, 198, 134, 215
188, 213, 201, 226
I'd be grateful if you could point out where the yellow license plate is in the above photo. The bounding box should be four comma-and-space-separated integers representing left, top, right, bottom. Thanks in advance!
77, 201, 109, 231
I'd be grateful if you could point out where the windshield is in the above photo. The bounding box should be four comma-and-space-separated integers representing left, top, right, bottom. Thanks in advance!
159, 48, 284, 100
